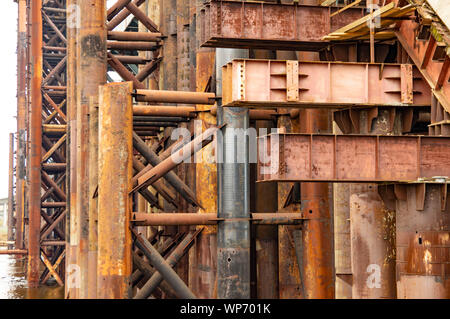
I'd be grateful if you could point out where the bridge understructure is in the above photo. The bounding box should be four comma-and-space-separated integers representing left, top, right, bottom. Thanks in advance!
4, 0, 449, 299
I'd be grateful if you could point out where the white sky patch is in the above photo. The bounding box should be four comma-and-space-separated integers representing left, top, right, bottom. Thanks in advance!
0, 3, 18, 199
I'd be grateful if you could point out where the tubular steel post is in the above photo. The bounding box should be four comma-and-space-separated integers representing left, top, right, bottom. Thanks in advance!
97, 82, 133, 299
299, 109, 335, 299
15, 0, 27, 251
216, 48, 250, 299
76, 0, 108, 299
66, 0, 78, 299
7, 133, 15, 250
28, 0, 43, 288
190, 48, 218, 299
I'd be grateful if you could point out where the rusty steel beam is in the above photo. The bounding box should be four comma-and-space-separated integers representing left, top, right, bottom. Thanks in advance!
114, 55, 151, 65
258, 133, 450, 183
97, 82, 133, 298
133, 105, 196, 117
134, 89, 216, 104
107, 0, 146, 30
395, 16, 450, 113
73, 0, 107, 299
28, 0, 43, 288
199, 1, 367, 51
134, 230, 201, 299
387, 183, 450, 298
132, 132, 201, 207
107, 40, 158, 51
134, 126, 219, 193
107, 0, 132, 21
108, 31, 162, 41
131, 228, 196, 299
222, 59, 431, 108
0, 250, 28, 255
15, 0, 27, 251
132, 212, 304, 226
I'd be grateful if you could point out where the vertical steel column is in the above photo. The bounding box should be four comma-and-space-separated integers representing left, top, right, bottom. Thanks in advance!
76, 0, 107, 299
176, 0, 191, 285
350, 111, 397, 299
7, 133, 15, 250
191, 49, 217, 298
28, 0, 43, 288
216, 48, 251, 299
15, 0, 27, 250
255, 120, 279, 299
97, 82, 133, 299
395, 184, 450, 298
299, 109, 335, 299
276, 113, 303, 299
66, 0, 78, 299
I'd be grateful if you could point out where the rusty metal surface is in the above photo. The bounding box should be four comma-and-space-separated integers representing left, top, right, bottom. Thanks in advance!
258, 133, 450, 183
350, 185, 396, 298
135, 127, 219, 192
276, 114, 302, 299
394, 183, 450, 298
134, 89, 216, 104
28, 0, 43, 288
97, 82, 133, 298
15, 0, 27, 251
222, 59, 430, 108
199, 1, 366, 50
396, 11, 450, 113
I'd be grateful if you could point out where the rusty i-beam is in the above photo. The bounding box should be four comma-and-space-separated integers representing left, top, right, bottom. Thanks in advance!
97, 82, 133, 299
28, 0, 43, 288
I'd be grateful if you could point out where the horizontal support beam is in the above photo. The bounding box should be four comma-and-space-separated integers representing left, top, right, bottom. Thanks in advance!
257, 133, 450, 183
0, 250, 27, 255
108, 31, 162, 42
199, 0, 366, 50
132, 212, 304, 226
222, 59, 431, 108
133, 105, 196, 117
134, 90, 216, 104
108, 41, 158, 51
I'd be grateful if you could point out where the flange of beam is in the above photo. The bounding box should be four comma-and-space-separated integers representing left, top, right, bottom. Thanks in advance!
257, 133, 450, 183
222, 59, 431, 108
199, 0, 367, 50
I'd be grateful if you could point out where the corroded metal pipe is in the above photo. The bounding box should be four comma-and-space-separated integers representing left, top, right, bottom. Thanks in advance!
132, 212, 304, 226
15, 0, 27, 251
28, 0, 43, 288
132, 132, 201, 207
107, 41, 158, 51
108, 31, 162, 41
97, 82, 133, 298
133, 105, 196, 117
134, 230, 200, 299
135, 126, 219, 193
131, 229, 197, 299
134, 89, 215, 104
0, 250, 28, 255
